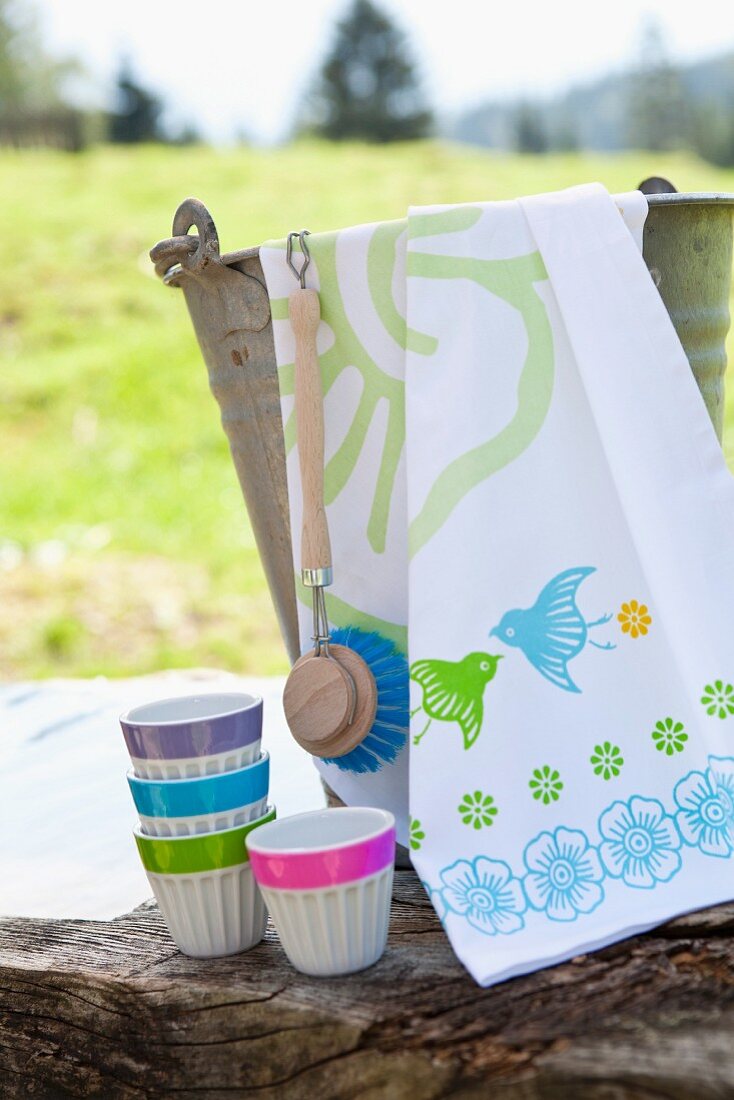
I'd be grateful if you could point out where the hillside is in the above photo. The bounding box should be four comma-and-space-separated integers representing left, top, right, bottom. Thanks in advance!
452, 50, 734, 152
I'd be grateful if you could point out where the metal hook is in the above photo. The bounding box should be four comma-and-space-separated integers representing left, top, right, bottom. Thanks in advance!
286, 229, 311, 288
311, 584, 332, 658
310, 586, 357, 724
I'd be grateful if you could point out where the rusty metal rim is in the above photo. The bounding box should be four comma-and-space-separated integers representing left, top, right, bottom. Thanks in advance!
646, 192, 734, 207
156, 193, 734, 286
161, 245, 260, 288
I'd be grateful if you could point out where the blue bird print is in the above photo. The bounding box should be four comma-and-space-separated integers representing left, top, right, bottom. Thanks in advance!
489, 567, 615, 693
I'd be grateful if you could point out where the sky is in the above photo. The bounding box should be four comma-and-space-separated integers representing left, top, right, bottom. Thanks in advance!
38, 0, 734, 143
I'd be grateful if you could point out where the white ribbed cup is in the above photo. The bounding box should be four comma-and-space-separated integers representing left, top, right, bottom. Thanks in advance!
139, 794, 268, 837
131, 740, 260, 780
259, 863, 394, 976
145, 861, 267, 958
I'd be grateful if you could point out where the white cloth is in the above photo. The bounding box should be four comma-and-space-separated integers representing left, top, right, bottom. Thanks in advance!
405, 184, 734, 985
260, 192, 645, 848
261, 185, 734, 984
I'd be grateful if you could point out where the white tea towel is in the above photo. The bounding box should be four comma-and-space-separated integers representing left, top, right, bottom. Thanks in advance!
405, 184, 734, 985
259, 192, 653, 850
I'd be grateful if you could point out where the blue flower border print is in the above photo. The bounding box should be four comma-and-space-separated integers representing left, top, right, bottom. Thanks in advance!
435, 755, 734, 934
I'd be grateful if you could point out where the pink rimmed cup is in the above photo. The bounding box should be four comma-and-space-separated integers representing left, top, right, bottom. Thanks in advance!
247, 807, 395, 976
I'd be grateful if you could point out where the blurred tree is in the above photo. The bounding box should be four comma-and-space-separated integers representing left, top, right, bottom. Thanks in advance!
691, 99, 734, 167
627, 18, 688, 150
108, 60, 164, 143
550, 106, 579, 152
168, 122, 202, 146
303, 0, 432, 142
0, 0, 75, 111
513, 102, 547, 153
0, 0, 85, 149
552, 124, 579, 152
0, 0, 25, 107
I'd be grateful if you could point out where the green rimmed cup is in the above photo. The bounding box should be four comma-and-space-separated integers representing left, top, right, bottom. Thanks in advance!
133, 806, 275, 957
134, 806, 275, 873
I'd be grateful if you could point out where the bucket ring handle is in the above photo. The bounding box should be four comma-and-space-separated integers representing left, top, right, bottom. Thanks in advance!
150, 198, 222, 284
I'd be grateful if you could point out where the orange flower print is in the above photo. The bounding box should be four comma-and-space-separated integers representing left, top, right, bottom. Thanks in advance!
617, 599, 652, 638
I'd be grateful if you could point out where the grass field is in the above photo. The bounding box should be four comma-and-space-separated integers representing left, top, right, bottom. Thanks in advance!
3, 142, 734, 680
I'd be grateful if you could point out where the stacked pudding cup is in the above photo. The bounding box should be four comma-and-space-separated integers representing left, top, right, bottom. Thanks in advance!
120, 692, 274, 958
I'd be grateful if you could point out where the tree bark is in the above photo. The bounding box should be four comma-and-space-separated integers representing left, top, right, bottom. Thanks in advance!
1, 870, 733, 1098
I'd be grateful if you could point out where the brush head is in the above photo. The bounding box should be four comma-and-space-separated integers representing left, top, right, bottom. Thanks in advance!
321, 627, 410, 775
283, 652, 356, 755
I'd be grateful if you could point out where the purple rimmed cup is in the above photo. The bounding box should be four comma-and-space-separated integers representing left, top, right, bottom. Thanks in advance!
120, 692, 263, 779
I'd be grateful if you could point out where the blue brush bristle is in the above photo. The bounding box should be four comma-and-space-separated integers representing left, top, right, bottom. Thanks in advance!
321, 626, 409, 774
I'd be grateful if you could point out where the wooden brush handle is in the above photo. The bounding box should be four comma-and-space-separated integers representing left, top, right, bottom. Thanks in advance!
289, 287, 332, 584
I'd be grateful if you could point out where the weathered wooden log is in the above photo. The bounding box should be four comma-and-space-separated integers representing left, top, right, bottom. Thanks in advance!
2, 869, 733, 1098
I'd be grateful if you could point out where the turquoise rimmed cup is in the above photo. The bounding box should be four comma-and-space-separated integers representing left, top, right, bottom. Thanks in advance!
134, 806, 275, 957
129, 752, 270, 836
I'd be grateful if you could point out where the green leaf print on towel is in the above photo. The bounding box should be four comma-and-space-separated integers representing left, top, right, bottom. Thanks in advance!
652, 718, 688, 756
294, 576, 407, 655
701, 680, 734, 719
409, 817, 425, 851
458, 791, 498, 829
528, 766, 563, 805
270, 207, 554, 563
367, 219, 440, 357
410, 652, 503, 750
272, 225, 423, 556
590, 742, 624, 780
406, 209, 555, 558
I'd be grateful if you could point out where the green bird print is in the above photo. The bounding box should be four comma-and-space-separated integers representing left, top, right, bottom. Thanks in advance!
409, 652, 503, 750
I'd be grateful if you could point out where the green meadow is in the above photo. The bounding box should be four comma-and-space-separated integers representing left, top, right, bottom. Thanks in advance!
2, 142, 733, 679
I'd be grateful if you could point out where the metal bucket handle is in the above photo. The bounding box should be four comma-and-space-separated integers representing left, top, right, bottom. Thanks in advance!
151, 198, 299, 659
